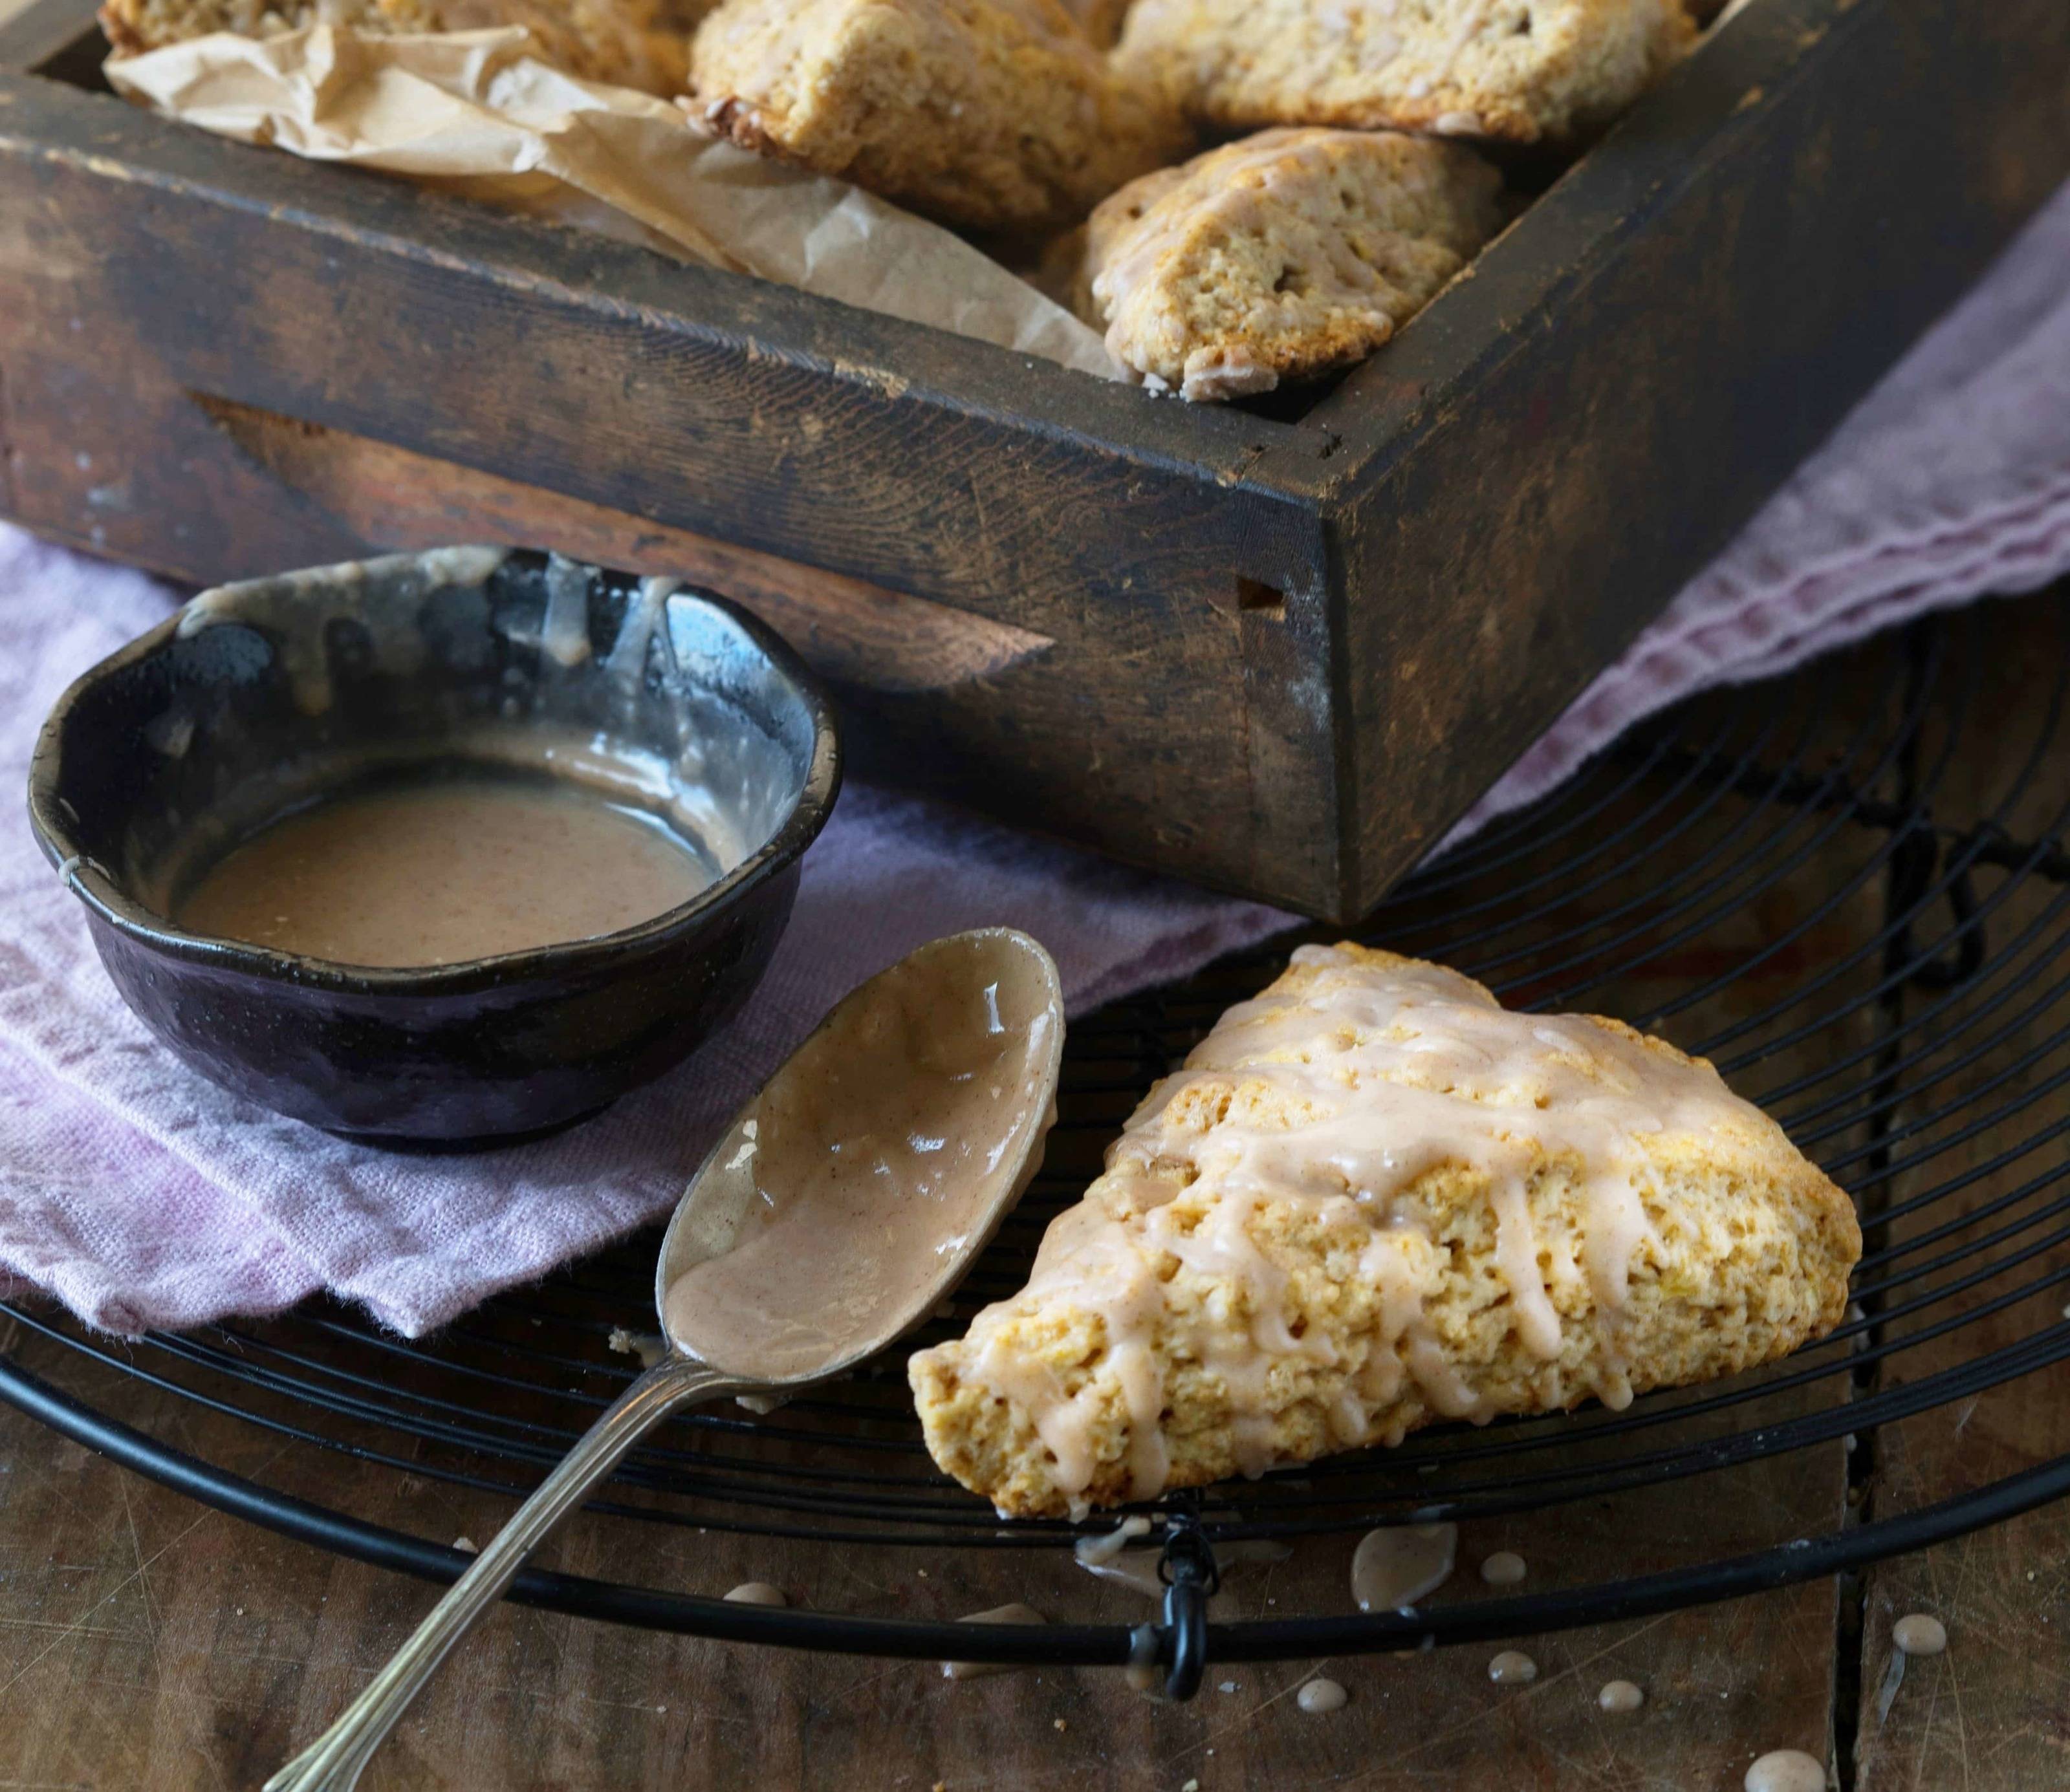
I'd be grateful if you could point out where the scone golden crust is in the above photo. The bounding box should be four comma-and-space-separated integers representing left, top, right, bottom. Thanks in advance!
99, 0, 708, 94
1116, 0, 1695, 146
1059, 0, 1130, 47
689, 0, 1191, 232
910, 944, 1860, 1518
1079, 127, 1502, 402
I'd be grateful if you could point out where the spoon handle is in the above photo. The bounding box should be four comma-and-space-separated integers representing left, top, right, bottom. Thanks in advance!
265, 1354, 737, 1792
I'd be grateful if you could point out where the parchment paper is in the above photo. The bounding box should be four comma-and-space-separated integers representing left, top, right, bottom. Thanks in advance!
105, 25, 1120, 379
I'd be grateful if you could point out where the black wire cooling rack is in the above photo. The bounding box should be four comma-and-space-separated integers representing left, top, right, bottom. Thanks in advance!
5, 588, 2070, 1698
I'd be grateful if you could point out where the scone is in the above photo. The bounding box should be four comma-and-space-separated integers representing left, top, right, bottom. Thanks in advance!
99, 0, 708, 94
689, 0, 1191, 232
911, 944, 1860, 1518
1116, 0, 1696, 146
1077, 128, 1503, 402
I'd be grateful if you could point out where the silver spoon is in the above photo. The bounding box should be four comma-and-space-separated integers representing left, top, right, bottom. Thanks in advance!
267, 927, 1064, 1791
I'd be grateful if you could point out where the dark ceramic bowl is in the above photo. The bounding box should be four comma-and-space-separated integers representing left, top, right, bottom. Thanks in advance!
27, 548, 840, 1145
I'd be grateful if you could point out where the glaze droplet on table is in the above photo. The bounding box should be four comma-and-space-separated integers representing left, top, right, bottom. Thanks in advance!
1479, 1550, 1527, 1586
1893, 1613, 1947, 1656
1745, 1748, 1827, 1792
1298, 1678, 1348, 1713
1597, 1679, 1644, 1712
722, 1582, 787, 1607
1352, 1522, 1457, 1612
1487, 1650, 1537, 1685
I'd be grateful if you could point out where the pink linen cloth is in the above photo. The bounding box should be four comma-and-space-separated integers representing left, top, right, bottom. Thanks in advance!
3, 177, 2068, 1339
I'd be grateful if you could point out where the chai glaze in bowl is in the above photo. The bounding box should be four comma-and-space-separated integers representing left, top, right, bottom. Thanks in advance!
27, 548, 840, 1145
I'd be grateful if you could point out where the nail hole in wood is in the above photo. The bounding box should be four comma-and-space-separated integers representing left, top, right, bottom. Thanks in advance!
1235, 578, 1286, 620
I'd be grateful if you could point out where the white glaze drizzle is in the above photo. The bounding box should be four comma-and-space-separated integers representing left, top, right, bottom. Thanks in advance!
1074, 1535, 1287, 1605
540, 552, 594, 667
177, 545, 510, 717
607, 574, 684, 692
1075, 1546, 1167, 1600
1074, 1514, 1153, 1568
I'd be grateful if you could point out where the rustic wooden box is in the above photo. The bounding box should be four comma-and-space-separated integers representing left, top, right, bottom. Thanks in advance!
3, 0, 2067, 919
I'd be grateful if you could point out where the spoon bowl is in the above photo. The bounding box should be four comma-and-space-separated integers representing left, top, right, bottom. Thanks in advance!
658, 927, 1062, 1381
267, 928, 1063, 1791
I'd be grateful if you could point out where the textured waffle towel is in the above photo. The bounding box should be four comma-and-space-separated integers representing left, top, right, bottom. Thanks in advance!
3, 179, 2067, 1337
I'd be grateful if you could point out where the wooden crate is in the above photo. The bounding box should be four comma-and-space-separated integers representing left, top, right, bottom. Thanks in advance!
3, 0, 2067, 919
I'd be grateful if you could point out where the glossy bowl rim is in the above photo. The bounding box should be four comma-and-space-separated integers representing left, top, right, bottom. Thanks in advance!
25, 574, 843, 999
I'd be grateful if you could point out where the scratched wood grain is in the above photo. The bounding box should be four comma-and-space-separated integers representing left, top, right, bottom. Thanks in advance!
1849, 600, 2070, 1792
0, 1330, 1851, 1791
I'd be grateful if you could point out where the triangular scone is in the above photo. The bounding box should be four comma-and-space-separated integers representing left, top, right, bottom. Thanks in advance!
1078, 129, 1503, 402
689, 0, 1191, 232
911, 944, 1860, 1518
1117, 0, 1695, 147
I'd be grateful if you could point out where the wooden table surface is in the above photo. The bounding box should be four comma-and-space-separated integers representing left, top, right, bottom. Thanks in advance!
2, 611, 2068, 1790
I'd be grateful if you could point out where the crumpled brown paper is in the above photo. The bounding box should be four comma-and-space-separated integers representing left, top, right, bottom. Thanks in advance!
105, 25, 1120, 380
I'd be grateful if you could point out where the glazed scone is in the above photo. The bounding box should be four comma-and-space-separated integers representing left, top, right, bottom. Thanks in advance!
911, 944, 1860, 1518
99, 0, 709, 94
1116, 0, 1695, 146
689, 0, 1191, 232
1078, 128, 1503, 402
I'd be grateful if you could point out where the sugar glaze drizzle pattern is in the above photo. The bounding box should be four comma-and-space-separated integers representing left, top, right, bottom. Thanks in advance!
957, 945, 1792, 1509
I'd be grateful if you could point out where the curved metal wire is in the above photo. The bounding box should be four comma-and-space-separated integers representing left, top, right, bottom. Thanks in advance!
5, 592, 2070, 1661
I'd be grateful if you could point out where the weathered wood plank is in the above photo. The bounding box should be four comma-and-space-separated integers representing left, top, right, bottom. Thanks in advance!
191, 395, 1059, 698
0, 0, 96, 70
5, 0, 2069, 918
0, 122, 1341, 905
